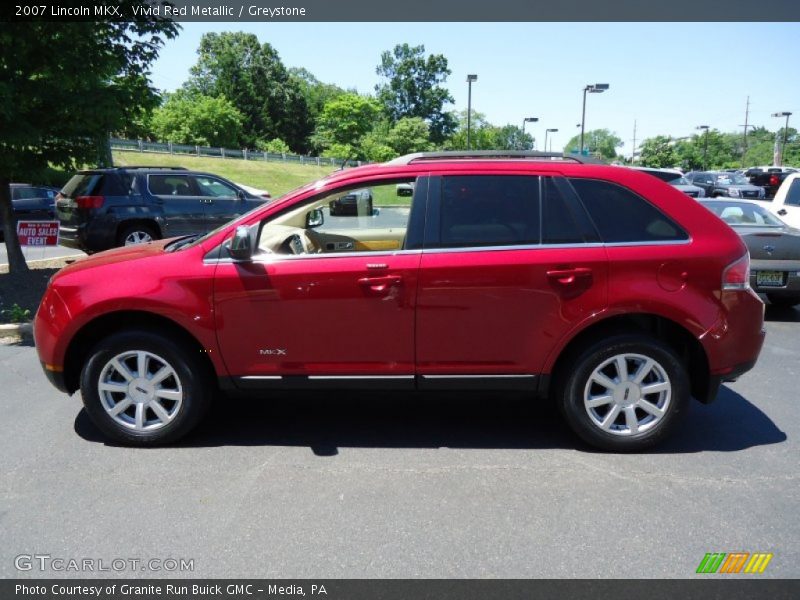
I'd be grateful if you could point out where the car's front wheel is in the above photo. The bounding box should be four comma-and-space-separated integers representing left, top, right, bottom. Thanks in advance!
558, 334, 689, 452
80, 330, 212, 446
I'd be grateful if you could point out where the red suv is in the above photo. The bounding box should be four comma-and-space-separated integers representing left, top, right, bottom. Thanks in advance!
34, 152, 765, 451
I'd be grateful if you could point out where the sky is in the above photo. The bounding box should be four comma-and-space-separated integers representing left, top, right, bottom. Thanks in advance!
149, 22, 800, 154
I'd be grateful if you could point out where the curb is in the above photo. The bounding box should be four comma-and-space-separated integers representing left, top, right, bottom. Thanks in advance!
0, 322, 33, 337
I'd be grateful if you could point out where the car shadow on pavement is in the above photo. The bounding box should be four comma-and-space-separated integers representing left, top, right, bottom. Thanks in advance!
73, 386, 785, 454
764, 305, 800, 323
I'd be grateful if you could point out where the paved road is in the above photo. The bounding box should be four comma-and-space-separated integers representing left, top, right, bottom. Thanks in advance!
1, 307, 798, 579
0, 243, 84, 266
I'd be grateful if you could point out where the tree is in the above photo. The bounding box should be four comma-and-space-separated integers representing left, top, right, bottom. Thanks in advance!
311, 94, 382, 160
185, 32, 312, 152
385, 118, 434, 156
444, 111, 532, 151
289, 67, 347, 123
638, 135, 679, 168
375, 44, 457, 143
150, 92, 244, 148
563, 129, 623, 161
674, 129, 736, 171
0, 16, 179, 273
257, 138, 291, 154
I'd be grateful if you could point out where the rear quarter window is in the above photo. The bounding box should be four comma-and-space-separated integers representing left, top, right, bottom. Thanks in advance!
61, 174, 103, 198
569, 178, 688, 243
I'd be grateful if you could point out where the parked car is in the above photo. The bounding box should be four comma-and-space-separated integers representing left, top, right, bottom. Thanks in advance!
630, 167, 705, 197
685, 171, 765, 199
744, 166, 798, 199
56, 167, 270, 253
756, 172, 800, 229
0, 184, 59, 241
700, 199, 800, 307
35, 151, 765, 451
329, 188, 373, 216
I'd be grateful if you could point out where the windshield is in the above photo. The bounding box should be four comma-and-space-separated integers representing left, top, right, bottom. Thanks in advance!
702, 201, 785, 227
715, 174, 749, 185
670, 177, 691, 185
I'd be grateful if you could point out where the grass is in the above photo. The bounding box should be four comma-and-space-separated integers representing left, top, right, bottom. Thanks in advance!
113, 150, 335, 197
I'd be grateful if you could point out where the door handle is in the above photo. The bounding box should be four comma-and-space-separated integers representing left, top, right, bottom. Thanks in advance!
358, 275, 402, 293
778, 209, 787, 216
546, 267, 592, 286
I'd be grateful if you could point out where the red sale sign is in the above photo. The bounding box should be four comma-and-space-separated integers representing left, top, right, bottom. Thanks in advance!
16, 220, 60, 246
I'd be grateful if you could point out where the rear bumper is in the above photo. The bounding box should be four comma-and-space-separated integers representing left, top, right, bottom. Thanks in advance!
59, 220, 116, 252
750, 262, 800, 295
701, 359, 759, 404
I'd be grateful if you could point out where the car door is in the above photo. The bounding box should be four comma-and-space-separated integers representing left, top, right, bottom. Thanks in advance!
146, 174, 206, 237
415, 174, 608, 389
772, 176, 800, 228
192, 175, 244, 229
212, 177, 426, 388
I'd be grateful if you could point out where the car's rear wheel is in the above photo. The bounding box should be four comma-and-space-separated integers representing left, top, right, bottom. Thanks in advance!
118, 223, 159, 246
558, 334, 689, 451
767, 294, 800, 308
80, 330, 211, 446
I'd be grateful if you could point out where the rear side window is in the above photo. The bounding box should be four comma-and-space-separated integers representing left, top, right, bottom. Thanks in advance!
149, 175, 194, 197
437, 175, 540, 248
542, 177, 596, 244
785, 179, 800, 207
569, 178, 688, 243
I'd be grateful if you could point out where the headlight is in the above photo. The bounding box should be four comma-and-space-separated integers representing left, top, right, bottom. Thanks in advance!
728, 188, 740, 197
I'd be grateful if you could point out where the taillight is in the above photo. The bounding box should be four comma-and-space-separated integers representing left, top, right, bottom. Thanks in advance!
75, 195, 105, 209
769, 175, 779, 186
722, 253, 750, 290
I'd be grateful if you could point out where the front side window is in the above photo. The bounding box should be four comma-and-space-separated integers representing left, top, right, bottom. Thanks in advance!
194, 176, 237, 198
256, 179, 417, 255
569, 178, 688, 243
437, 175, 540, 248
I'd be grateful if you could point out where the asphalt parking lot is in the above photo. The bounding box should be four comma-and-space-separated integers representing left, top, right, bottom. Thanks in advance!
1, 304, 798, 579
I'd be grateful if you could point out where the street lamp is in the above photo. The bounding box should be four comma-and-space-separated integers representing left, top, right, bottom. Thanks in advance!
522, 117, 538, 150
772, 111, 792, 166
545, 128, 558, 153
696, 125, 710, 170
580, 83, 609, 155
466, 74, 478, 150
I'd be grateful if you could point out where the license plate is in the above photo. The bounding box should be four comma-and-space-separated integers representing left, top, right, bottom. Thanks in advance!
756, 271, 785, 287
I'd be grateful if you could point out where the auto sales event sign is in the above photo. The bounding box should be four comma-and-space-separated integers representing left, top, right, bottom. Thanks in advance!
17, 221, 59, 246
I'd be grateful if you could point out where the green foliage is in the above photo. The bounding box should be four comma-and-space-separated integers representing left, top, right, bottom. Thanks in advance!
0, 14, 179, 272
151, 92, 244, 148
638, 135, 679, 168
289, 67, 347, 123
312, 94, 382, 160
375, 44, 457, 143
256, 138, 291, 154
1, 303, 32, 324
444, 111, 533, 151
385, 117, 434, 155
563, 129, 623, 160
185, 32, 312, 152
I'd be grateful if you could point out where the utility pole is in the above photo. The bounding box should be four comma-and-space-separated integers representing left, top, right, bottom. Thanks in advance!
631, 120, 637, 162
741, 96, 750, 167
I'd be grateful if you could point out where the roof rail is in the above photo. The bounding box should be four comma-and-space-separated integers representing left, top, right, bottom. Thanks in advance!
116, 166, 189, 170
384, 150, 602, 166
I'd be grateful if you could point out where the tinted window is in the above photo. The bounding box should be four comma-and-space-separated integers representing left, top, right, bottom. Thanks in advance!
61, 174, 103, 198
640, 170, 681, 183
438, 175, 540, 248
569, 178, 688, 243
542, 178, 591, 244
149, 175, 193, 196
786, 179, 800, 207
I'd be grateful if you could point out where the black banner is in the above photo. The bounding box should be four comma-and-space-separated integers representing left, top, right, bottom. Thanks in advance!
3, 0, 800, 22
4, 579, 800, 600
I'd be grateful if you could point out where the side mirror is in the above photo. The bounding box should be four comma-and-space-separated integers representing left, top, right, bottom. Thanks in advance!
306, 208, 324, 228
236, 189, 246, 201
228, 225, 253, 261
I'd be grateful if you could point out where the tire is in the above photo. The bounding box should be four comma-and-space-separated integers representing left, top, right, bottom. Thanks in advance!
767, 294, 800, 308
117, 223, 159, 247
80, 330, 212, 446
557, 334, 689, 452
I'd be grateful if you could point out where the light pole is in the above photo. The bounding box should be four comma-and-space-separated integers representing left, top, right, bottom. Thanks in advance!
545, 128, 558, 153
772, 111, 792, 166
696, 125, 710, 170
522, 117, 538, 150
466, 74, 478, 150
580, 83, 609, 155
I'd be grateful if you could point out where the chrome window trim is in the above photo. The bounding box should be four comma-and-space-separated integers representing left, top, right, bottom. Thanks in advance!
241, 376, 283, 380
307, 375, 414, 381
421, 374, 536, 379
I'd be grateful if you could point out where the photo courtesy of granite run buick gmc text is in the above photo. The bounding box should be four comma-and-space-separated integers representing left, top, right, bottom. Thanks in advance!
34, 152, 766, 451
